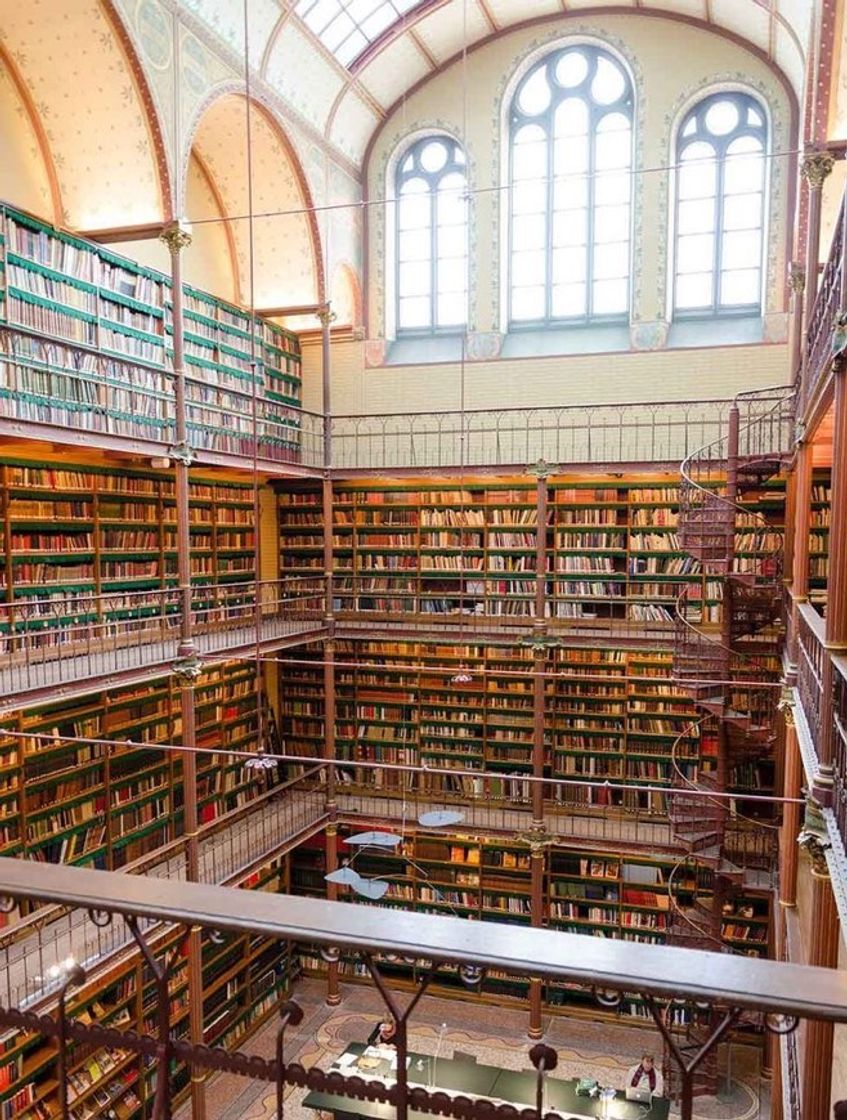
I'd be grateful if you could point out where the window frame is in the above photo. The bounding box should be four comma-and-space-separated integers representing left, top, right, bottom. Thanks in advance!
507, 43, 635, 331
394, 135, 469, 338
672, 90, 769, 321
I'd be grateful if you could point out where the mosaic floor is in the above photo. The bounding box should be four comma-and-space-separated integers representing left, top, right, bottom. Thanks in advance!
190, 980, 770, 1120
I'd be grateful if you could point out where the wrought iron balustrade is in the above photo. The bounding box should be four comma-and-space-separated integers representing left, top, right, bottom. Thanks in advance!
804, 190, 846, 414
0, 858, 842, 1120
0, 770, 327, 1010
329, 399, 736, 472
796, 600, 826, 764
832, 656, 847, 860
0, 576, 327, 706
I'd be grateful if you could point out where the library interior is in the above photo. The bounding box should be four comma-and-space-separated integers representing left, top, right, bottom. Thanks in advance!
2, 0, 847, 1118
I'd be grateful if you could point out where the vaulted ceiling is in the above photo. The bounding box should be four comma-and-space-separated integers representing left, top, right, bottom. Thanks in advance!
181, 0, 814, 165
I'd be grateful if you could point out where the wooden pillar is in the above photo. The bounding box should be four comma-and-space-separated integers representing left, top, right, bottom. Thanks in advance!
800, 841, 840, 1120
771, 1042, 784, 1120
161, 220, 205, 1120
528, 841, 545, 1040
779, 709, 802, 908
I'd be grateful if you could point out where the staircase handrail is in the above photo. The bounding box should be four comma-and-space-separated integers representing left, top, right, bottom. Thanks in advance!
669, 710, 780, 835
679, 386, 795, 555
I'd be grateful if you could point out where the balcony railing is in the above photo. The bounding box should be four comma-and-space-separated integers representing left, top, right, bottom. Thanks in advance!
333, 577, 679, 638
0, 770, 327, 1009
0, 858, 843, 1120
0, 328, 325, 468
804, 189, 845, 414
0, 576, 327, 706
330, 399, 736, 471
832, 656, 847, 860
796, 600, 826, 763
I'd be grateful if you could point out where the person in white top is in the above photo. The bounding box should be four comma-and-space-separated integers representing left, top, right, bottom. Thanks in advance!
626, 1054, 663, 1096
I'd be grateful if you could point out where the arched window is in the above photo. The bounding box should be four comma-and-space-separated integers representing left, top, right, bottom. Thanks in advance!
395, 136, 467, 334
508, 44, 633, 326
673, 92, 768, 316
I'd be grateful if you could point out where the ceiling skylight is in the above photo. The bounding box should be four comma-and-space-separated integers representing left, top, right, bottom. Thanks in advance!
296, 0, 420, 67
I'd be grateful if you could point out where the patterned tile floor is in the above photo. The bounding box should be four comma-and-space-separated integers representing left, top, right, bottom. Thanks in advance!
188, 980, 769, 1120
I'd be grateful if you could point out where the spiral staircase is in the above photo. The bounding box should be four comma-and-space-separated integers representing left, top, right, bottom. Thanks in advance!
662, 387, 795, 1101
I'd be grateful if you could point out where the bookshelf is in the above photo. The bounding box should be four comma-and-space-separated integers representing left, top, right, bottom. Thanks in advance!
279, 638, 702, 809
0, 204, 302, 461
0, 851, 293, 1120
808, 469, 830, 613
291, 828, 771, 1021
0, 661, 263, 884
277, 476, 784, 628
0, 455, 265, 653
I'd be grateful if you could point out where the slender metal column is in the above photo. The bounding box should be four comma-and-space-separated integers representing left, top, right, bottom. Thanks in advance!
528, 841, 545, 1040
324, 640, 340, 1005
318, 304, 335, 472
788, 264, 806, 386
161, 221, 205, 1120
800, 840, 840, 1120
801, 152, 835, 318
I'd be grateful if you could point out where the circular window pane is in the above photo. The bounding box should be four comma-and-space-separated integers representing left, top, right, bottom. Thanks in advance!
518, 66, 552, 116
704, 100, 739, 136
419, 141, 448, 173
591, 56, 626, 105
555, 50, 588, 88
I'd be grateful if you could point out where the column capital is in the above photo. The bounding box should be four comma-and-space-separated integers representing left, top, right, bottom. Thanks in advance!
317, 303, 337, 327
528, 457, 558, 480
800, 832, 832, 878
801, 150, 836, 189
778, 682, 796, 726
788, 263, 805, 294
160, 220, 193, 254
172, 654, 204, 685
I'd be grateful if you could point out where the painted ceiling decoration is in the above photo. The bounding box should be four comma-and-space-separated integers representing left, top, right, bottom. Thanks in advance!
0, 0, 169, 228
191, 92, 321, 309
178, 0, 813, 166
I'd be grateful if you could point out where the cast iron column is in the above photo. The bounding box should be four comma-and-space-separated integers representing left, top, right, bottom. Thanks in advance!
800, 152, 835, 319
324, 639, 340, 1005
161, 220, 206, 1120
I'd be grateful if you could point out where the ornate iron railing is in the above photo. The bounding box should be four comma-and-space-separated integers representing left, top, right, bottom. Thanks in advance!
0, 576, 327, 707
0, 859, 840, 1120
330, 399, 737, 471
804, 191, 845, 414
797, 600, 826, 765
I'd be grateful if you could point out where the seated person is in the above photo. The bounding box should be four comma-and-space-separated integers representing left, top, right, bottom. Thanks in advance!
626, 1054, 663, 1096
366, 1018, 397, 1047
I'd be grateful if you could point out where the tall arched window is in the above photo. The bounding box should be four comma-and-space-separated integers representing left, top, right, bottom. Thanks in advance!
673, 92, 768, 316
395, 136, 468, 334
508, 45, 633, 326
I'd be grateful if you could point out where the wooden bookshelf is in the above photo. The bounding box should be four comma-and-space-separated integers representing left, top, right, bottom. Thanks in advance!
277, 475, 784, 628
0, 661, 263, 883
0, 203, 302, 460
0, 454, 265, 652
291, 829, 771, 1023
808, 468, 830, 612
279, 638, 702, 810
0, 851, 293, 1120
